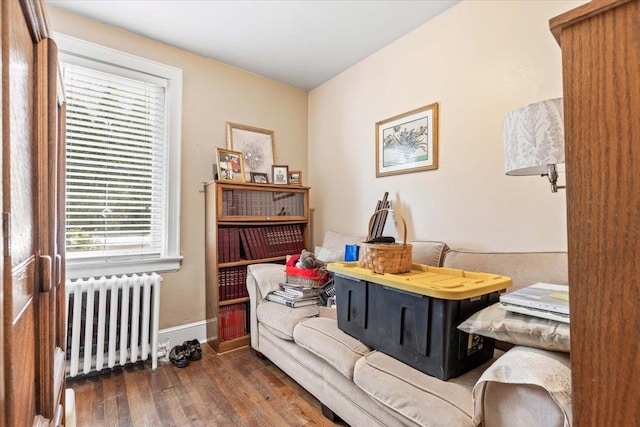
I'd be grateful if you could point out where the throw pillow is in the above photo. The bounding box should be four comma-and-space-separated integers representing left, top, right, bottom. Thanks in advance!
458, 303, 570, 352
315, 246, 344, 263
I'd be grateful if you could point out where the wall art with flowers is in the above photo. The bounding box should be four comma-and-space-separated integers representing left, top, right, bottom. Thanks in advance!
375, 103, 439, 177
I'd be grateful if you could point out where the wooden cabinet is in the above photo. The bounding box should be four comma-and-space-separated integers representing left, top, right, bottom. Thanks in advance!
1, 0, 66, 425
550, 0, 639, 425
204, 181, 310, 353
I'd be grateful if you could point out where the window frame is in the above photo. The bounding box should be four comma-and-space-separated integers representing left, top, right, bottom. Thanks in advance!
56, 33, 183, 279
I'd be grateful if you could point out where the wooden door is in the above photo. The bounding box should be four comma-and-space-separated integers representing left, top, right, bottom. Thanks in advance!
2, 0, 39, 424
2, 0, 62, 425
37, 37, 66, 425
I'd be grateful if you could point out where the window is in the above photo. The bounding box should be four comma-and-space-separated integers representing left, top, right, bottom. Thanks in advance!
57, 34, 182, 279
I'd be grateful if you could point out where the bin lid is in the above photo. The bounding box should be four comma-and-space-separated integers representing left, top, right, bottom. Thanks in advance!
327, 262, 512, 300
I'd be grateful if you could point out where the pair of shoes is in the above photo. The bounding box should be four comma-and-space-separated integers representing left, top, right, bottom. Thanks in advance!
169, 344, 190, 368
169, 339, 203, 368
183, 339, 202, 361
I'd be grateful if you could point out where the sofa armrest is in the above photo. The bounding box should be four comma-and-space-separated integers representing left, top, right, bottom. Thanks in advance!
473, 346, 571, 427
246, 263, 285, 351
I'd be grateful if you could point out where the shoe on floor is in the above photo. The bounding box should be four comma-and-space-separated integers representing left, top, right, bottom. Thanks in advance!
183, 339, 202, 361
169, 344, 190, 368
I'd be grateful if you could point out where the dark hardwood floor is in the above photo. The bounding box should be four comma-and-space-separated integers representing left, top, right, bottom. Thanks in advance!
68, 345, 346, 426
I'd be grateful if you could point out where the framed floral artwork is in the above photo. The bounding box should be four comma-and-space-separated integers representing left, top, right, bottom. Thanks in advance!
226, 122, 275, 182
375, 102, 439, 177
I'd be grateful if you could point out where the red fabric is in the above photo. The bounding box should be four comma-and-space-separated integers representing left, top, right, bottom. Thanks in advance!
286, 254, 328, 281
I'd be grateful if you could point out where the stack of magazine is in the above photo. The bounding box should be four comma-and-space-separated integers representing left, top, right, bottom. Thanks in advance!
498, 282, 570, 323
266, 283, 322, 307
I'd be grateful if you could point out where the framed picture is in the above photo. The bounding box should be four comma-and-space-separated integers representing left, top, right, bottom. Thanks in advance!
288, 170, 302, 185
226, 122, 275, 182
216, 148, 245, 182
272, 165, 289, 185
375, 102, 439, 177
250, 172, 269, 184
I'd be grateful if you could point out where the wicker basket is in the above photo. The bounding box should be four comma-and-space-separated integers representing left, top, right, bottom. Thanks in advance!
358, 209, 413, 274
285, 254, 329, 288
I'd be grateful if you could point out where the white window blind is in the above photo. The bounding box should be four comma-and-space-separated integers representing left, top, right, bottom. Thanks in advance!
57, 33, 183, 279
64, 63, 167, 258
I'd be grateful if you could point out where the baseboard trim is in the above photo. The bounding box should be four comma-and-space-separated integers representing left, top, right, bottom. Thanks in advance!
158, 320, 208, 356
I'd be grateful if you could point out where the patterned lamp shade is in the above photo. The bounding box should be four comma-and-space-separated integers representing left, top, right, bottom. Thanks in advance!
503, 98, 564, 175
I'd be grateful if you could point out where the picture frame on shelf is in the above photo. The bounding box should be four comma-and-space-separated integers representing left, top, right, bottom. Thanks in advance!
288, 170, 302, 185
250, 172, 269, 184
226, 122, 275, 182
216, 148, 245, 182
272, 165, 289, 185
376, 102, 439, 177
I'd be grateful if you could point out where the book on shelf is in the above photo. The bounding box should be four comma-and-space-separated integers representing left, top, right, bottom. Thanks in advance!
266, 291, 319, 307
248, 228, 262, 259
229, 228, 240, 262
499, 282, 570, 323
256, 227, 269, 259
239, 228, 254, 260
219, 302, 247, 341
217, 228, 224, 263
218, 265, 248, 300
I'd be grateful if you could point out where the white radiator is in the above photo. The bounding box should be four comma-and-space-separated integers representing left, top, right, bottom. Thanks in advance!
65, 273, 162, 378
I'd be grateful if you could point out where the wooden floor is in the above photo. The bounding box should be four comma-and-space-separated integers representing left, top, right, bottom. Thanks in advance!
69, 345, 346, 426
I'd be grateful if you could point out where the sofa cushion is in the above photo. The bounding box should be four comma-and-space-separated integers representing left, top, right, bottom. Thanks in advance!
320, 230, 363, 251
256, 301, 319, 341
410, 241, 449, 266
354, 350, 500, 427
443, 250, 568, 292
314, 246, 344, 262
293, 317, 371, 379
458, 302, 570, 352
473, 346, 572, 427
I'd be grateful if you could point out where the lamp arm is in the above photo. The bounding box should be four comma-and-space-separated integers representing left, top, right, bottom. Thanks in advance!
543, 164, 566, 193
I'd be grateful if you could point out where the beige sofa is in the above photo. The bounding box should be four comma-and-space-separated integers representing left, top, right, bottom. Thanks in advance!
246, 231, 572, 426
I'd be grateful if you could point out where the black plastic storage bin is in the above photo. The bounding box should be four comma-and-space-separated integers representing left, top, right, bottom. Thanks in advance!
335, 273, 500, 380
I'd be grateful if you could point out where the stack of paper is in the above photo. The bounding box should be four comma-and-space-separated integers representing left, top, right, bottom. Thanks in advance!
498, 282, 570, 323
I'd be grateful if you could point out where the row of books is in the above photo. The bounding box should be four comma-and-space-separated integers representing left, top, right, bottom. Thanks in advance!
219, 303, 247, 341
221, 189, 305, 217
266, 283, 322, 308
218, 225, 305, 263
218, 266, 248, 301
218, 228, 241, 263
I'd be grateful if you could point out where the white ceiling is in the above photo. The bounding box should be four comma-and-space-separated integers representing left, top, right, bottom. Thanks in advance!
47, 0, 460, 91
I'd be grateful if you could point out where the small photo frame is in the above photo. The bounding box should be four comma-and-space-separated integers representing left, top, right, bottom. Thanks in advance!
272, 165, 289, 185
250, 172, 269, 184
288, 170, 302, 185
216, 148, 245, 182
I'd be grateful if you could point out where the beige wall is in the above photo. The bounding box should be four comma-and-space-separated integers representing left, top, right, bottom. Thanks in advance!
48, 6, 309, 329
50, 0, 586, 331
309, 0, 585, 252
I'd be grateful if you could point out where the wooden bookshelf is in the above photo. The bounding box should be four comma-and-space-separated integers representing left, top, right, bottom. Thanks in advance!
550, 1, 639, 424
204, 180, 310, 353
